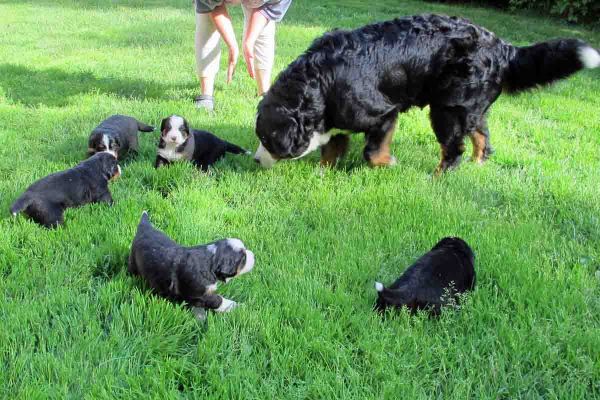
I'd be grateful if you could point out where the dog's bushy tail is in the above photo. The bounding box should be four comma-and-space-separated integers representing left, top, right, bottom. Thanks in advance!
503, 39, 599, 93
225, 142, 250, 155
10, 195, 32, 216
137, 120, 155, 132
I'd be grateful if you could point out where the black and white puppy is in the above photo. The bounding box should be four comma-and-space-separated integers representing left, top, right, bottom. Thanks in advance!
128, 211, 255, 313
10, 152, 121, 228
88, 114, 154, 159
375, 237, 476, 315
155, 115, 249, 171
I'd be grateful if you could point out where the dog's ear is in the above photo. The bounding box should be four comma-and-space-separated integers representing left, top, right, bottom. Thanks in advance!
182, 118, 190, 135
98, 153, 119, 180
214, 250, 246, 282
160, 117, 170, 136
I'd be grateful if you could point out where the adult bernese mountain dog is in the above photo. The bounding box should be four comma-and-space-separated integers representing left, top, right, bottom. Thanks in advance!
253, 14, 599, 173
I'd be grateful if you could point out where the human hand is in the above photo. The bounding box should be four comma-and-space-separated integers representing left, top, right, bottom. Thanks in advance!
243, 41, 255, 79
227, 44, 239, 84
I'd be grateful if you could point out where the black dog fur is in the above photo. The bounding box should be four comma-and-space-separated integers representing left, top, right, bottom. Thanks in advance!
128, 211, 255, 312
254, 13, 599, 172
374, 237, 476, 315
10, 153, 121, 228
88, 114, 154, 159
155, 115, 249, 171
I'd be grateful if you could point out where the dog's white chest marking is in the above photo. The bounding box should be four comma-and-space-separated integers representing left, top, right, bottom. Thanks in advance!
158, 142, 185, 161
294, 132, 331, 159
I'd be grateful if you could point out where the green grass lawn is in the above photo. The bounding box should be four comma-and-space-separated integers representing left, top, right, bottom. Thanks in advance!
1, 0, 599, 398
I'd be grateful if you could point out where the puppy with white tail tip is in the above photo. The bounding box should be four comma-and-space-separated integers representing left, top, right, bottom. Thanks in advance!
128, 211, 255, 316
374, 237, 476, 315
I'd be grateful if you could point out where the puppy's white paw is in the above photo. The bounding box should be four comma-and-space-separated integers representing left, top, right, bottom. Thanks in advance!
389, 156, 397, 166
215, 298, 237, 313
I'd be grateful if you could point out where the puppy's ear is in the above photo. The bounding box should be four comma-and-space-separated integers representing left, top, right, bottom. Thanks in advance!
160, 117, 170, 136
214, 250, 246, 282
181, 118, 190, 138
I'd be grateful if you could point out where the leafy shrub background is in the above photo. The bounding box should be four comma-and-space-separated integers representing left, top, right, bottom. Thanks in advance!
430, 0, 600, 23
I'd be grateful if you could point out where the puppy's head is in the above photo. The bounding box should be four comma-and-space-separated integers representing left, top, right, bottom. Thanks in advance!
374, 282, 409, 312
88, 133, 120, 159
254, 94, 329, 168
87, 152, 121, 181
210, 238, 255, 282
160, 115, 190, 146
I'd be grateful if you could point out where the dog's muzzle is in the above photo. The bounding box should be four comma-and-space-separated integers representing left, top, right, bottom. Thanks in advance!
254, 143, 277, 168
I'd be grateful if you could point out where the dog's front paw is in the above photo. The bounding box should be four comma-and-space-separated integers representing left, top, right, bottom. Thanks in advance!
215, 298, 238, 313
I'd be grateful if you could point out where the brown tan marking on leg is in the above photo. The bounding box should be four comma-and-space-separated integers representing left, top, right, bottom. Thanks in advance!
470, 130, 487, 164
320, 134, 350, 167
434, 144, 448, 176
368, 120, 397, 167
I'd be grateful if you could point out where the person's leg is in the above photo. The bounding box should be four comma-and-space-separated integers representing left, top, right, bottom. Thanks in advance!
243, 6, 275, 96
253, 18, 275, 96
195, 11, 221, 110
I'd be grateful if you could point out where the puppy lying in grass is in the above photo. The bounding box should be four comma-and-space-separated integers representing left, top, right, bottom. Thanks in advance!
128, 211, 255, 314
10, 153, 121, 228
155, 115, 249, 171
88, 114, 154, 159
375, 237, 476, 315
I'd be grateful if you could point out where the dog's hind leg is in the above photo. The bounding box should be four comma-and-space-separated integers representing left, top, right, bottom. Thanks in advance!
320, 134, 350, 167
364, 116, 398, 167
128, 251, 139, 275
128, 132, 140, 154
469, 117, 494, 164
27, 201, 64, 228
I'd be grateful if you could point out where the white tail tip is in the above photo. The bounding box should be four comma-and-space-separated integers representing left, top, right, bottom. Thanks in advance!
12, 212, 17, 217
579, 46, 600, 69
375, 282, 384, 292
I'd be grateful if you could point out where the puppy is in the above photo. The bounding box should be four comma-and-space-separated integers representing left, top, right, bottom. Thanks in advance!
374, 237, 476, 315
128, 211, 255, 313
155, 115, 249, 171
254, 14, 599, 172
10, 153, 121, 228
88, 114, 154, 159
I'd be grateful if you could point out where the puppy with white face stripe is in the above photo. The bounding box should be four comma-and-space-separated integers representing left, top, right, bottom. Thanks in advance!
128, 211, 255, 314
155, 115, 250, 171
88, 114, 154, 159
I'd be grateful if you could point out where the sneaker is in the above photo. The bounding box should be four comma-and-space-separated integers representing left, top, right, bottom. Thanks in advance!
194, 94, 214, 111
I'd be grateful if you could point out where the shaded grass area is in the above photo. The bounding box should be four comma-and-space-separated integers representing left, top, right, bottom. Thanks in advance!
1, 0, 599, 398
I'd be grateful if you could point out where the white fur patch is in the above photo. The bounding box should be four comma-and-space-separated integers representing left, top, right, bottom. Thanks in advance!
254, 143, 277, 168
215, 298, 237, 312
227, 238, 245, 252
238, 250, 255, 276
157, 142, 185, 162
293, 132, 331, 160
207, 244, 217, 254
579, 46, 600, 69
375, 282, 384, 292
206, 283, 217, 294
100, 135, 118, 158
